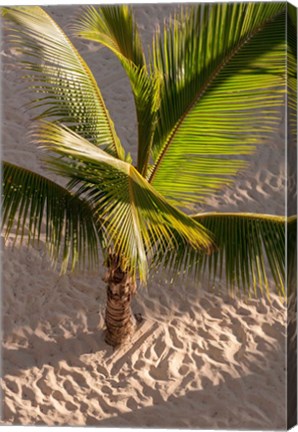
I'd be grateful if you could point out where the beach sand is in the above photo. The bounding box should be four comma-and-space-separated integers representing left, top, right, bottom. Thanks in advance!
1, 5, 287, 429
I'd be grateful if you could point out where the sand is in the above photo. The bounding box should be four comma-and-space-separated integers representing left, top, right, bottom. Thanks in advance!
1, 4, 288, 429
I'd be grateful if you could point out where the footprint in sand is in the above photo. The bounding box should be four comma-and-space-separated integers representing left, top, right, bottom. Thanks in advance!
149, 361, 171, 381
126, 398, 139, 410
237, 306, 252, 316
180, 371, 195, 389
65, 401, 77, 412
71, 371, 88, 388
168, 326, 184, 349
256, 302, 269, 314
96, 395, 119, 415
231, 319, 248, 345
206, 343, 226, 364
79, 401, 89, 413
52, 390, 64, 402
101, 385, 112, 396
208, 307, 225, 320
144, 345, 153, 360
183, 353, 193, 365
86, 414, 101, 425
36, 377, 52, 397
153, 339, 166, 359
179, 364, 189, 376
5, 378, 19, 395
190, 351, 205, 369
134, 359, 146, 369
198, 327, 214, 340
96, 364, 109, 378
219, 334, 230, 342
40, 404, 51, 415
139, 380, 165, 404
21, 385, 37, 406
62, 379, 76, 396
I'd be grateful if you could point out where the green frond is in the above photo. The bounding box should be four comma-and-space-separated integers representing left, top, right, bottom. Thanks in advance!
2, 6, 125, 160
2, 161, 101, 273
33, 122, 214, 282
127, 66, 161, 176
149, 3, 288, 209
75, 5, 161, 176
73, 5, 145, 69
191, 212, 286, 297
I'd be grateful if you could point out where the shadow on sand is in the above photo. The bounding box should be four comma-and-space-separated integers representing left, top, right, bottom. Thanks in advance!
2, 328, 288, 430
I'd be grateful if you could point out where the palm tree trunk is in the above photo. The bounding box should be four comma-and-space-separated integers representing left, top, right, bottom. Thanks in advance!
103, 253, 136, 347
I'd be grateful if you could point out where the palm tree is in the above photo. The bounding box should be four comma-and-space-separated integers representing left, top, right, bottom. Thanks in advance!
2, 4, 296, 347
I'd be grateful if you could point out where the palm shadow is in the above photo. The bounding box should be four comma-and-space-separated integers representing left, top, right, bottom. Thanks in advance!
2, 240, 293, 430
2, 317, 150, 376
2, 326, 290, 430
86, 370, 287, 430
2, 330, 107, 373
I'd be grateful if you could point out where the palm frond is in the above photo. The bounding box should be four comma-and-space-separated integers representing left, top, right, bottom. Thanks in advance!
33, 122, 214, 282
2, 161, 101, 272
73, 5, 145, 68
2, 6, 125, 160
148, 3, 287, 209
190, 212, 286, 297
75, 5, 161, 176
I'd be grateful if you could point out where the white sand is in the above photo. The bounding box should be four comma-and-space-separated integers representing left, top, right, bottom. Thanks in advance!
1, 4, 287, 429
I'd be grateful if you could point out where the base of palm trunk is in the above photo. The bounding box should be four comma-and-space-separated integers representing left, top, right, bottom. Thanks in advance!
104, 255, 136, 347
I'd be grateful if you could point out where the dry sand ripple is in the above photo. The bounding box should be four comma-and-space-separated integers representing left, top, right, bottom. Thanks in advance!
1, 237, 286, 428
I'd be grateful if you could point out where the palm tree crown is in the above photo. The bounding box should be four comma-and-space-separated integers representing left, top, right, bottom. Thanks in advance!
1, 4, 297, 345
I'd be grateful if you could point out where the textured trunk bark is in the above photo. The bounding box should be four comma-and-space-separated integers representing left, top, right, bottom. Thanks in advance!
104, 254, 136, 347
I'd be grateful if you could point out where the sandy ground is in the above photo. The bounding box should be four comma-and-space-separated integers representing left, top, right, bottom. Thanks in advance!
1, 4, 288, 429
